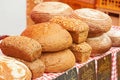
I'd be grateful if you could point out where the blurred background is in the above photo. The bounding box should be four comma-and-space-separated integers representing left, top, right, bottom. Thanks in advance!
0, 0, 119, 35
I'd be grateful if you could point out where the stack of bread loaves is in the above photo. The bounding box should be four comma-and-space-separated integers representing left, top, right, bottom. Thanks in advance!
21, 22, 76, 73
50, 16, 92, 63
71, 8, 112, 56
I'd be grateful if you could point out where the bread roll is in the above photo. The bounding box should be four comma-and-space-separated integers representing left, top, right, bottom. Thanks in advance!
0, 36, 42, 62
0, 55, 32, 80
86, 33, 112, 56
31, 2, 73, 23
70, 42, 92, 63
71, 8, 112, 37
21, 22, 72, 52
18, 59, 45, 79
106, 28, 120, 47
50, 16, 89, 43
40, 49, 75, 72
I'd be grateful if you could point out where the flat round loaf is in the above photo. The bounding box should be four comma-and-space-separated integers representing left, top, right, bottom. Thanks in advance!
31, 2, 73, 23
40, 49, 75, 72
0, 55, 32, 80
71, 8, 112, 37
86, 33, 112, 56
0, 36, 42, 62
21, 22, 72, 52
106, 28, 120, 47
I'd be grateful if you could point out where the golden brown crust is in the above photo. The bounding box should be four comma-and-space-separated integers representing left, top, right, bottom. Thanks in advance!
70, 42, 92, 63
0, 36, 42, 62
50, 16, 89, 32
21, 22, 72, 52
31, 2, 73, 23
18, 59, 45, 79
71, 8, 112, 37
50, 16, 89, 43
0, 55, 32, 80
86, 33, 112, 56
40, 49, 75, 72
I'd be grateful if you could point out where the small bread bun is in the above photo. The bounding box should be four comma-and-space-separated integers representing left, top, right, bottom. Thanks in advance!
86, 33, 112, 56
18, 59, 45, 79
40, 49, 75, 72
50, 16, 89, 43
21, 22, 72, 52
31, 2, 73, 23
0, 55, 32, 80
71, 8, 112, 37
0, 36, 42, 62
106, 28, 120, 47
70, 42, 92, 63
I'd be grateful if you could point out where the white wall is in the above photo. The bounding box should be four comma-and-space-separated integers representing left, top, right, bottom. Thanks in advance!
0, 0, 26, 35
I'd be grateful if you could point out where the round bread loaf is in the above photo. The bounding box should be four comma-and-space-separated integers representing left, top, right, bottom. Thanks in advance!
0, 36, 42, 62
0, 55, 32, 80
50, 16, 89, 43
21, 22, 72, 52
31, 2, 73, 23
71, 8, 112, 37
18, 59, 45, 79
106, 28, 120, 47
86, 33, 112, 56
40, 49, 75, 72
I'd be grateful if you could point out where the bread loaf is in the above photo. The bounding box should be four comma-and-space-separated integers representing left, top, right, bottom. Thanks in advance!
31, 2, 73, 23
106, 28, 120, 47
70, 42, 92, 63
50, 16, 89, 43
40, 49, 75, 72
71, 8, 112, 37
86, 33, 112, 56
21, 22, 72, 52
0, 55, 32, 80
18, 59, 45, 79
0, 36, 42, 62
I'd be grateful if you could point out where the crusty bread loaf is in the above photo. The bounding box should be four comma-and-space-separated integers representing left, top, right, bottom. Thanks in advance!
70, 42, 92, 63
18, 58, 45, 79
86, 33, 112, 56
106, 28, 120, 47
21, 22, 72, 52
50, 16, 89, 43
0, 36, 42, 62
71, 8, 112, 37
31, 2, 73, 23
40, 49, 75, 72
0, 55, 32, 80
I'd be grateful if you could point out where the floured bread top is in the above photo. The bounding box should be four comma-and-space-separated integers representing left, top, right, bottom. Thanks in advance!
107, 28, 120, 37
73, 8, 109, 20
32, 2, 72, 14
0, 55, 31, 80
